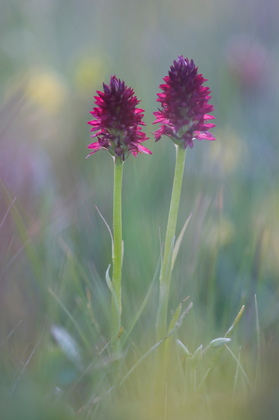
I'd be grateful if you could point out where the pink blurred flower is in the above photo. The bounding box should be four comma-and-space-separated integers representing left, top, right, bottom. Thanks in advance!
226, 35, 269, 89
153, 56, 215, 149
87, 76, 151, 160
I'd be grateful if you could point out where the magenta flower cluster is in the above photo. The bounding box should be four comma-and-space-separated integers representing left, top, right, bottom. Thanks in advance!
87, 76, 151, 160
153, 56, 215, 149
87, 57, 215, 158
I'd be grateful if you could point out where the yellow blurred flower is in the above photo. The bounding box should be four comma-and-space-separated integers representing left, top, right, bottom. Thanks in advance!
25, 69, 67, 114
208, 127, 245, 174
74, 55, 108, 95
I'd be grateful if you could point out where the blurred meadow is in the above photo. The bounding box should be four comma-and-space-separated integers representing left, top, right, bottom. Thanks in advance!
1, 0, 279, 419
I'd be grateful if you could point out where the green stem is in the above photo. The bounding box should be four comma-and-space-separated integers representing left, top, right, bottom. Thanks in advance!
111, 156, 124, 339
156, 145, 187, 339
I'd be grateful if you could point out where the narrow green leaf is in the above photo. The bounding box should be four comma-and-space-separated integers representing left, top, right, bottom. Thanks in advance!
168, 296, 190, 333
105, 264, 113, 291
106, 264, 121, 328
168, 303, 182, 334
95, 205, 113, 249
225, 305, 245, 337
190, 344, 203, 364
209, 337, 232, 348
171, 212, 192, 270
176, 339, 192, 357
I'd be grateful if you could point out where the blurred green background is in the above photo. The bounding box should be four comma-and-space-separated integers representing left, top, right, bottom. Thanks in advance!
1, 0, 279, 418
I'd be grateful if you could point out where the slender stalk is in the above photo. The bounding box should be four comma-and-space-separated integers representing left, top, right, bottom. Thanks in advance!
156, 145, 187, 339
111, 156, 124, 339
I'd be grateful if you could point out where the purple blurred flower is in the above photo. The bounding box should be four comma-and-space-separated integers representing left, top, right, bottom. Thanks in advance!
153, 56, 215, 149
87, 76, 151, 160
